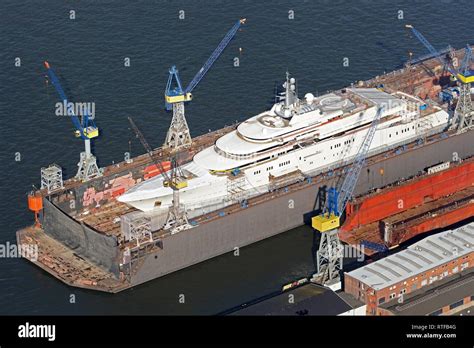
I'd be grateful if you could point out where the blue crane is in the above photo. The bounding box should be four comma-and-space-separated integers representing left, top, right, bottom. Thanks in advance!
311, 105, 384, 285
405, 25, 473, 84
44, 61, 102, 180
44, 61, 99, 140
312, 106, 384, 232
406, 25, 473, 132
164, 18, 246, 110
459, 44, 473, 80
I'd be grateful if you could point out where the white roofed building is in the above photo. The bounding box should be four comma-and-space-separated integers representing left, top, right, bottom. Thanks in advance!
344, 222, 474, 315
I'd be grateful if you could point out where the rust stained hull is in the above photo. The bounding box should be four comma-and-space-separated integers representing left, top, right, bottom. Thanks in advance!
340, 159, 474, 255
395, 201, 474, 242
342, 159, 474, 231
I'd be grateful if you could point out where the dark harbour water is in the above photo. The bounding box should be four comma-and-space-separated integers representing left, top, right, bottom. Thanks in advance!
0, 0, 472, 315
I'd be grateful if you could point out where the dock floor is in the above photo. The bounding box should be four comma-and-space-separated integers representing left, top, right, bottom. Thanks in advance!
17, 226, 129, 293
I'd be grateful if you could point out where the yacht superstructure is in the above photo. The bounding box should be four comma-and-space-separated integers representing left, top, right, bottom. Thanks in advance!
118, 75, 449, 213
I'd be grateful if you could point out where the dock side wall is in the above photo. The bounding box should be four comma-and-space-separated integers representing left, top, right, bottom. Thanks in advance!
131, 130, 474, 286
42, 199, 121, 276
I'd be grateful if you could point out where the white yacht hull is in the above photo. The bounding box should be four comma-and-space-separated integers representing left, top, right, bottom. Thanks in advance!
119, 107, 449, 212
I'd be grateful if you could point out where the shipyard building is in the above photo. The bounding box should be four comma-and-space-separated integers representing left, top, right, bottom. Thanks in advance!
344, 222, 474, 315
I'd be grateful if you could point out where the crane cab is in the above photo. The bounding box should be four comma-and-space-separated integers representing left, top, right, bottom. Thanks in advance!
74, 126, 99, 139
457, 71, 474, 84
163, 178, 188, 190
165, 92, 193, 105
173, 179, 188, 189
312, 213, 341, 232
84, 126, 99, 138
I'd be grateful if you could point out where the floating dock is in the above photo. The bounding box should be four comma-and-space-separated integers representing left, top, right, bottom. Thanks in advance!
17, 48, 474, 292
340, 157, 474, 255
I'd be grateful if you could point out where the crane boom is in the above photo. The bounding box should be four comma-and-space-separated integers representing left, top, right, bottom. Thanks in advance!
43, 61, 102, 180
185, 18, 246, 94
44, 61, 95, 141
164, 18, 245, 112
335, 106, 383, 215
128, 117, 172, 184
405, 25, 457, 76
460, 45, 472, 75
405, 25, 473, 133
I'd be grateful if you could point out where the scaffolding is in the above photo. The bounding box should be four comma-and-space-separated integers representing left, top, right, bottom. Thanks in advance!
454, 82, 473, 132
124, 216, 153, 247
163, 189, 190, 234
40, 164, 64, 193
76, 150, 102, 182
164, 102, 192, 150
314, 229, 344, 285
226, 175, 246, 202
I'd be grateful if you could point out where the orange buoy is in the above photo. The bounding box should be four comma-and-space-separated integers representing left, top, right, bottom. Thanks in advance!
27, 192, 43, 228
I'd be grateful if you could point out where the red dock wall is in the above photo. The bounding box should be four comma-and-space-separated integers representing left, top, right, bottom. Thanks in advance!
342, 161, 474, 233
392, 202, 474, 245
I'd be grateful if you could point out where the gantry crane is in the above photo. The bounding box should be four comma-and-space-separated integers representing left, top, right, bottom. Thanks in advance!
164, 18, 246, 150
44, 61, 102, 181
128, 117, 189, 231
312, 106, 384, 285
405, 25, 473, 132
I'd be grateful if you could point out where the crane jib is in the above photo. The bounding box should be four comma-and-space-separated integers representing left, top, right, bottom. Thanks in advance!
45, 65, 95, 141
336, 107, 383, 215
184, 19, 243, 94
460, 45, 472, 75
127, 117, 172, 184
406, 25, 468, 77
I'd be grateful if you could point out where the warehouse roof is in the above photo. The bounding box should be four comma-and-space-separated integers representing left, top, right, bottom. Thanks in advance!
346, 223, 474, 290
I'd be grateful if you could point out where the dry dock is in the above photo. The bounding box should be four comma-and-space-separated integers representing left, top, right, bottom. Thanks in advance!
17, 48, 474, 292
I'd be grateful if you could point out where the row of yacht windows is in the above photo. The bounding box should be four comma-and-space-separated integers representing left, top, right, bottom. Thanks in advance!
331, 138, 355, 150
253, 161, 289, 175
214, 146, 255, 161
249, 124, 422, 176
271, 151, 287, 160
329, 125, 417, 148
215, 146, 291, 162
343, 139, 355, 145
388, 125, 415, 138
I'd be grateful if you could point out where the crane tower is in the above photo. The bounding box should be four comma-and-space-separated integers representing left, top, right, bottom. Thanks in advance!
163, 19, 246, 150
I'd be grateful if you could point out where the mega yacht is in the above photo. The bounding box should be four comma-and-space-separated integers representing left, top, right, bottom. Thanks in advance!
118, 74, 449, 214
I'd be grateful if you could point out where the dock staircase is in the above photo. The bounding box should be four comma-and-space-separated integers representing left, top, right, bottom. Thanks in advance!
226, 174, 246, 202
268, 170, 305, 192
